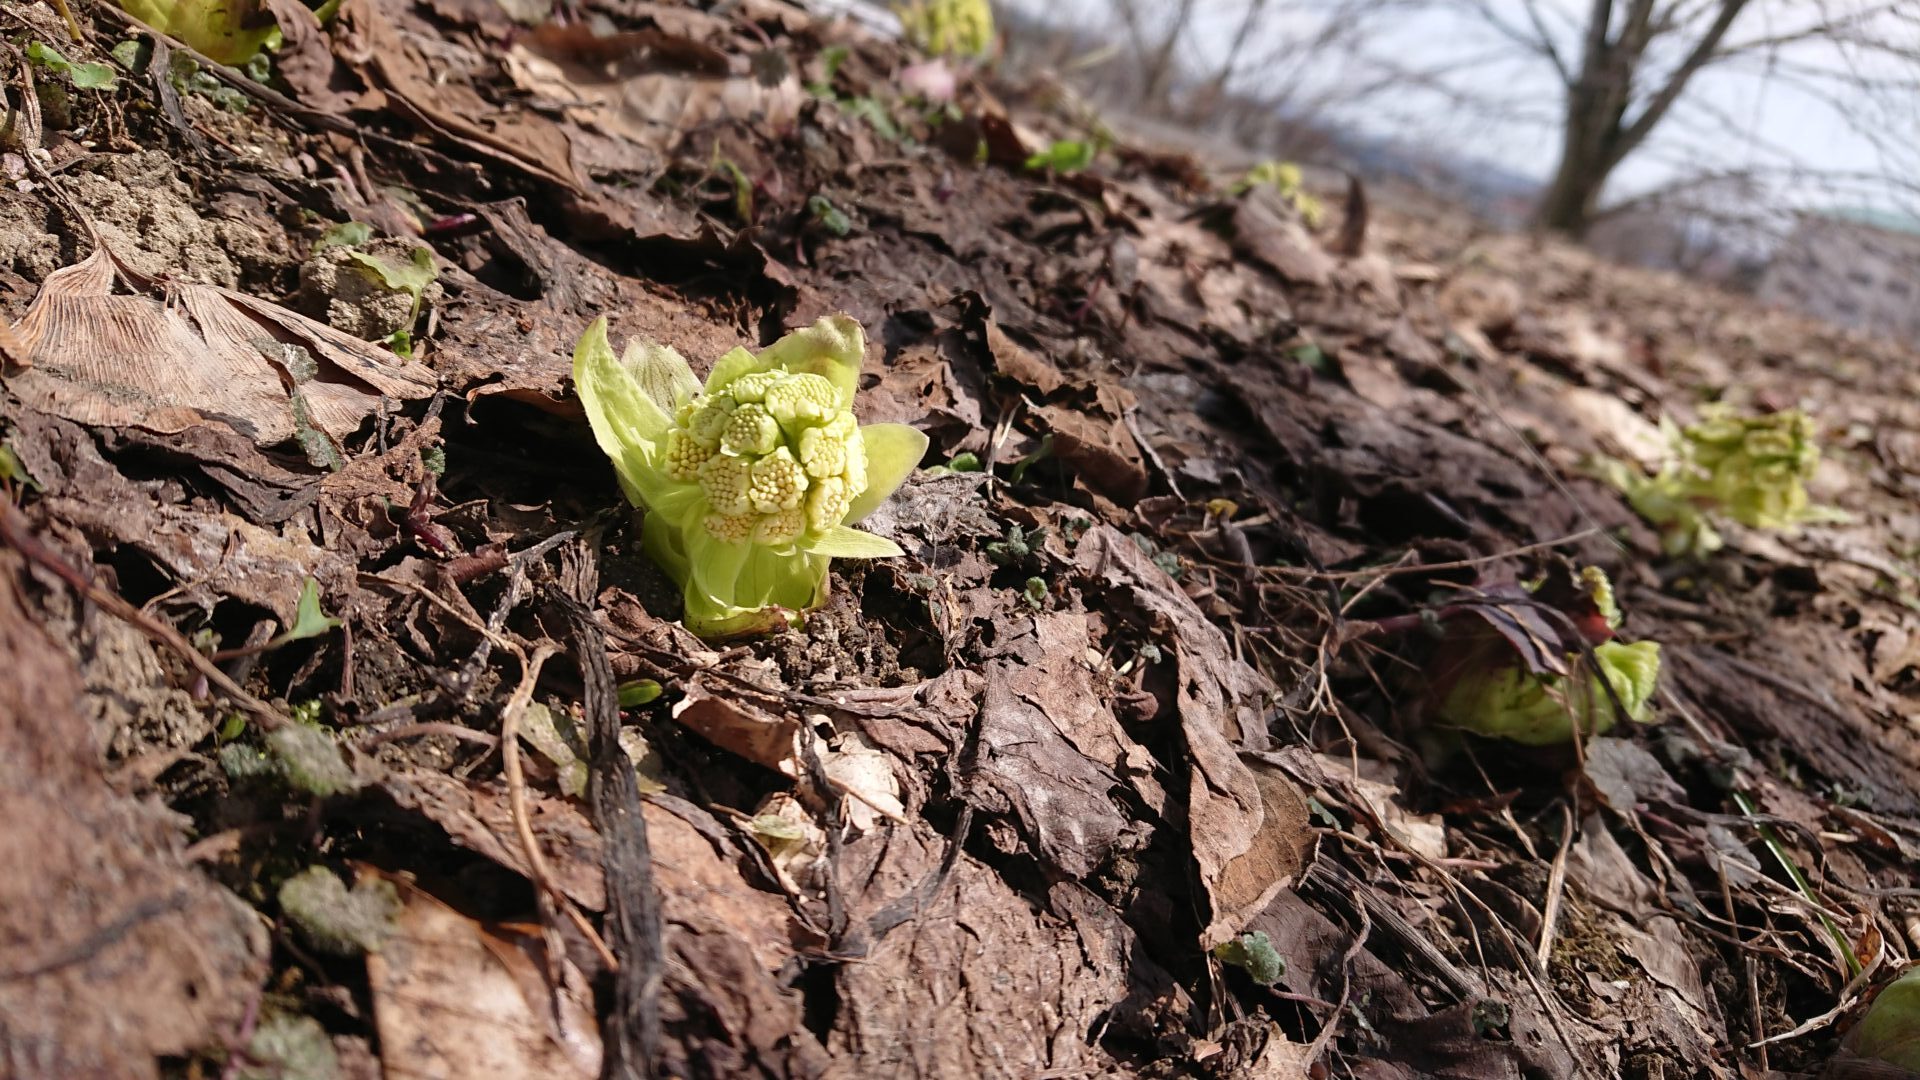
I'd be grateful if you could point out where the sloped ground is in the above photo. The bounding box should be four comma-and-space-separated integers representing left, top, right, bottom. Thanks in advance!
4, 1, 1920, 1076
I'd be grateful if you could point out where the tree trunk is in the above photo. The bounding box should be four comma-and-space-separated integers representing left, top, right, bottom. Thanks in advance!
1534, 131, 1608, 237
1532, 0, 1755, 237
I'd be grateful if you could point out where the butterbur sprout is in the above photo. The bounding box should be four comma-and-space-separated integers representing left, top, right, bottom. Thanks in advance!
1599, 406, 1825, 557
893, 0, 995, 58
574, 314, 928, 639
1431, 566, 1663, 746
1436, 638, 1662, 746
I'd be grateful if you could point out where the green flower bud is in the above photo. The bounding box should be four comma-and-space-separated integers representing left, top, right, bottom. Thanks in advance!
686, 398, 735, 448
748, 448, 810, 513
721, 403, 782, 456
798, 413, 860, 479
727, 371, 782, 404
702, 454, 755, 516
765, 373, 840, 431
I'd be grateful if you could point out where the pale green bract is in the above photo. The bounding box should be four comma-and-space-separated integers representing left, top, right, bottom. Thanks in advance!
574, 314, 929, 639
1437, 639, 1662, 746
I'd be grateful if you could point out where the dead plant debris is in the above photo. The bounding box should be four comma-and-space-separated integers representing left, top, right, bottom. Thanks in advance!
3, 0, 1920, 1076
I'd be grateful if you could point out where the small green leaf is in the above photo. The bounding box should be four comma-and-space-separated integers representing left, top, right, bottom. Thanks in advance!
807, 195, 853, 237
618, 679, 663, 707
245, 1012, 339, 1080
111, 38, 151, 73
1024, 140, 1096, 174
1022, 576, 1047, 608
277, 866, 401, 956
344, 247, 438, 307
26, 41, 71, 71
1287, 342, 1327, 371
945, 452, 981, 472
620, 340, 701, 416
273, 578, 342, 646
755, 315, 866, 406
803, 526, 904, 559
69, 62, 119, 89
1007, 433, 1053, 485
314, 221, 373, 253
266, 724, 359, 797
1842, 964, 1920, 1068
218, 712, 247, 742
573, 317, 676, 508
1213, 930, 1285, 984
0, 444, 41, 491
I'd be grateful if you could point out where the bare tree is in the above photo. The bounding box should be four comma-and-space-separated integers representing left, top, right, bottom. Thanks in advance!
999, 0, 1402, 159
1445, 0, 1920, 235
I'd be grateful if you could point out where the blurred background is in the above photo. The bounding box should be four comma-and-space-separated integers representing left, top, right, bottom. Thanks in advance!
910, 0, 1920, 344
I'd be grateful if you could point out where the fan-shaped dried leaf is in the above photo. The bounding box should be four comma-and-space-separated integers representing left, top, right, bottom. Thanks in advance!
6, 249, 435, 445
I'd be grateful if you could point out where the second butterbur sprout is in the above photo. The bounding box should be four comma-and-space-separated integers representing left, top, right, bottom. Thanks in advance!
574, 314, 929, 638
1600, 406, 1825, 557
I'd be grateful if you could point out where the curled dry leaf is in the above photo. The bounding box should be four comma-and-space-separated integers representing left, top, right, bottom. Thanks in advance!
6, 248, 435, 446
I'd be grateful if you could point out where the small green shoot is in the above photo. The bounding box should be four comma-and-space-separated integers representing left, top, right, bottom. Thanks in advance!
806, 44, 849, 97
839, 96, 903, 142
715, 157, 755, 222
1007, 434, 1053, 485
271, 578, 342, 647
166, 52, 251, 112
1230, 160, 1324, 226
1022, 576, 1047, 608
923, 451, 981, 478
618, 679, 663, 707
0, 444, 41, 491
1732, 788, 1860, 978
985, 523, 1042, 567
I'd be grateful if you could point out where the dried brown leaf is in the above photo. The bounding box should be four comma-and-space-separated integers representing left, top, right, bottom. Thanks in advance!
7, 249, 434, 446
1074, 525, 1308, 947
367, 885, 601, 1079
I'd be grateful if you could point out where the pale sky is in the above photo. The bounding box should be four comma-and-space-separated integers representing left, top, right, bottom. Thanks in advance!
997, 0, 1918, 216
